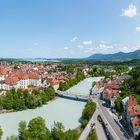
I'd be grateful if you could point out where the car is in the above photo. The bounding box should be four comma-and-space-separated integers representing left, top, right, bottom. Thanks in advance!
97, 115, 103, 123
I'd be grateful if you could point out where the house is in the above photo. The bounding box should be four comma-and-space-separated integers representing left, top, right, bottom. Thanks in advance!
18, 74, 29, 89
0, 69, 8, 81
91, 82, 101, 95
101, 88, 120, 107
28, 72, 41, 87
122, 96, 140, 137
3, 76, 19, 90
0, 69, 42, 90
46, 77, 59, 86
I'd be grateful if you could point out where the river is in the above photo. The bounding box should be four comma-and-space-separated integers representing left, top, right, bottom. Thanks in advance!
0, 77, 103, 139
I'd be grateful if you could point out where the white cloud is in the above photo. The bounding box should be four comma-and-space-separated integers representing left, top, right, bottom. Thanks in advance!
82, 40, 93, 45
121, 4, 138, 18
84, 47, 94, 53
70, 36, 78, 42
85, 42, 114, 53
118, 44, 140, 53
64, 47, 69, 50
95, 43, 114, 51
119, 46, 131, 52
77, 45, 84, 49
136, 27, 140, 32
84, 41, 140, 54
84, 43, 114, 53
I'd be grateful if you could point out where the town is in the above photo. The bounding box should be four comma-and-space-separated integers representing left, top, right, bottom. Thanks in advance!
0, 1, 140, 140
0, 60, 139, 140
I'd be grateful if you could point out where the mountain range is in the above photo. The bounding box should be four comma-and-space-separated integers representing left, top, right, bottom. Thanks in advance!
88, 49, 140, 61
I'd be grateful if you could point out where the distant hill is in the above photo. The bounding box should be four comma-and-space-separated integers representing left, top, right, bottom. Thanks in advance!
88, 49, 140, 61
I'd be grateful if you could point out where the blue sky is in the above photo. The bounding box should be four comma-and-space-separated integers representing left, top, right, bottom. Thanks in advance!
0, 0, 140, 58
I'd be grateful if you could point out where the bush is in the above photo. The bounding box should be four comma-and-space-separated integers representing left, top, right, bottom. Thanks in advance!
81, 101, 96, 129
114, 97, 123, 113
81, 119, 88, 129
58, 72, 85, 91
0, 86, 55, 111
87, 129, 98, 140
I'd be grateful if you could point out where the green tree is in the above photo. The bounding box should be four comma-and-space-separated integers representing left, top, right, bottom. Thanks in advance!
51, 122, 65, 140
59, 71, 85, 91
81, 119, 88, 129
26, 94, 42, 109
44, 86, 55, 100
82, 102, 96, 121
0, 126, 3, 140
40, 92, 48, 104
114, 97, 123, 113
113, 65, 129, 74
0, 98, 3, 110
18, 121, 27, 140
66, 66, 74, 74
82, 102, 96, 128
13, 93, 26, 111
2, 92, 13, 110
7, 135, 18, 140
28, 117, 50, 140
87, 129, 98, 140
65, 130, 79, 140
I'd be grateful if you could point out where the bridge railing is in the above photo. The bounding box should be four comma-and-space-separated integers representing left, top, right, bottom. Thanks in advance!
56, 90, 89, 99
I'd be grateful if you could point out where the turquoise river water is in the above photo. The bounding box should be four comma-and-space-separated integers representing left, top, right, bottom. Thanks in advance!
0, 77, 103, 139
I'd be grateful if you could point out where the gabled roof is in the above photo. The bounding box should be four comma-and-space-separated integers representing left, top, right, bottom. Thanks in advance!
128, 96, 137, 107
128, 105, 140, 117
132, 118, 140, 128
4, 76, 19, 85
0, 69, 8, 75
28, 72, 40, 79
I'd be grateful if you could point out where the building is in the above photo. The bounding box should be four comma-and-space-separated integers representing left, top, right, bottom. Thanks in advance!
122, 96, 140, 137
0, 69, 8, 81
0, 69, 41, 90
101, 88, 120, 108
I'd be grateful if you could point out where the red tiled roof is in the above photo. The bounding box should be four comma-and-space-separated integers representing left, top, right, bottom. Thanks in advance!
128, 105, 140, 117
132, 118, 140, 128
47, 78, 59, 85
0, 69, 8, 75
128, 96, 137, 107
4, 76, 19, 85
28, 72, 40, 79
96, 82, 100, 88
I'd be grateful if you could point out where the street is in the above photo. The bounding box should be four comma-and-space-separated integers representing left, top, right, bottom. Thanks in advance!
78, 99, 107, 140
96, 98, 128, 140
79, 94, 131, 140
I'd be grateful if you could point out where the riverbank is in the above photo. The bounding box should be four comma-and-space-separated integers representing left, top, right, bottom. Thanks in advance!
0, 77, 103, 139
58, 72, 85, 91
0, 97, 86, 139
0, 96, 59, 115
0, 86, 55, 114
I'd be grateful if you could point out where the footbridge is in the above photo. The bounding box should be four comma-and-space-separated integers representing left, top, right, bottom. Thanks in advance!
55, 90, 89, 102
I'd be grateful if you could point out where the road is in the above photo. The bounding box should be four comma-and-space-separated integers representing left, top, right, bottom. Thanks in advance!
94, 109, 107, 140
78, 103, 107, 140
96, 98, 128, 140
79, 95, 129, 140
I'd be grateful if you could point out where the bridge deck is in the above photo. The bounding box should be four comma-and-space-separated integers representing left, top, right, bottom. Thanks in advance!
55, 90, 89, 101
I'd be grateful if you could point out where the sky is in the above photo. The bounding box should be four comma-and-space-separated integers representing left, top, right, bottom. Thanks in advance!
0, 0, 140, 58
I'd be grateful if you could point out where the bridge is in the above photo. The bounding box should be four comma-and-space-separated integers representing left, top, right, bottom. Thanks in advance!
55, 90, 89, 102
